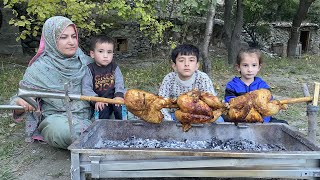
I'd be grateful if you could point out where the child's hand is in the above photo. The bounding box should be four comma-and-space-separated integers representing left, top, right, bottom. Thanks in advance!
114, 97, 124, 107
95, 102, 108, 111
225, 102, 230, 108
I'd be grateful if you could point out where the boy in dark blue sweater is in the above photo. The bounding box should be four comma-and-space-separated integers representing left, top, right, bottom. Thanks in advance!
82, 35, 125, 119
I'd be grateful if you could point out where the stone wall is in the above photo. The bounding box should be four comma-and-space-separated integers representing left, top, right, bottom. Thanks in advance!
0, 8, 23, 55
78, 23, 152, 59
109, 24, 151, 58
309, 29, 320, 55
255, 22, 320, 56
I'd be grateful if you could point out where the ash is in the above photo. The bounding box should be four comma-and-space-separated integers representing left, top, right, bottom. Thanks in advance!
101, 136, 286, 152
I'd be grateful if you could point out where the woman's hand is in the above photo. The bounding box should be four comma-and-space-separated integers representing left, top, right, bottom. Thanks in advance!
15, 98, 35, 114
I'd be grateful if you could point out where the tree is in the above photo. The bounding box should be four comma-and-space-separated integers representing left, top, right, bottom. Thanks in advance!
242, 0, 298, 47
287, 0, 316, 57
4, 0, 173, 44
201, 0, 217, 77
223, 0, 244, 64
0, 9, 2, 28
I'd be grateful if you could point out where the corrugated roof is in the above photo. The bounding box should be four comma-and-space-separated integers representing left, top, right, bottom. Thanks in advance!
272, 22, 319, 29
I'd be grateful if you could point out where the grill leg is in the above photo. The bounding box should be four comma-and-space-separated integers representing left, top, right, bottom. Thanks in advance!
80, 172, 86, 180
71, 152, 81, 180
307, 105, 319, 143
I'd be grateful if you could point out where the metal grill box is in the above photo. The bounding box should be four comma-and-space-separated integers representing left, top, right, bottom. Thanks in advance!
69, 120, 320, 179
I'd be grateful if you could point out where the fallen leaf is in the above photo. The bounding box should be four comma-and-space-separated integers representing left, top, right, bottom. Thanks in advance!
9, 123, 16, 128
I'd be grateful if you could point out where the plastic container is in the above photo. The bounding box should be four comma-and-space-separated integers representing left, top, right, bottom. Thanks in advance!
122, 105, 127, 120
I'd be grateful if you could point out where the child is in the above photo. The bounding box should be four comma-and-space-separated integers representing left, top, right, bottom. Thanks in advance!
224, 48, 287, 124
82, 35, 125, 119
159, 44, 223, 122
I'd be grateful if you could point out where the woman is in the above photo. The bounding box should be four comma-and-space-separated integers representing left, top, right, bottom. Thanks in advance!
13, 16, 93, 149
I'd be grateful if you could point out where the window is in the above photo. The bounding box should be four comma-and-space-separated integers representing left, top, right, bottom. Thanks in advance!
115, 38, 128, 52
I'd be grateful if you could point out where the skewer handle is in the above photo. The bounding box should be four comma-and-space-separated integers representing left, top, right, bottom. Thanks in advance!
279, 96, 313, 104
80, 96, 125, 105
279, 82, 320, 105
313, 82, 320, 106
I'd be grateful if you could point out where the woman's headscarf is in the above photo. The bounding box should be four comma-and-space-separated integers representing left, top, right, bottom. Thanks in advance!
22, 16, 92, 93
20, 16, 92, 115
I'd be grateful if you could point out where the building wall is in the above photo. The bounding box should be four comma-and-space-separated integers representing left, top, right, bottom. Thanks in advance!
309, 29, 320, 55
0, 8, 23, 55
253, 23, 320, 56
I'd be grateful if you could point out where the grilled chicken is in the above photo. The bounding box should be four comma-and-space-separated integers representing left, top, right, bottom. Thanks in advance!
124, 89, 177, 123
174, 89, 226, 131
225, 89, 287, 123
124, 89, 287, 130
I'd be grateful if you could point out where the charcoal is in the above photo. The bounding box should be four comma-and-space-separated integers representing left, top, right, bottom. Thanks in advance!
101, 136, 286, 152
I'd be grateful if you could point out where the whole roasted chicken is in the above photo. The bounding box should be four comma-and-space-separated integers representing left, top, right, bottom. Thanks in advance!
225, 89, 288, 123
124, 89, 177, 123
174, 89, 226, 132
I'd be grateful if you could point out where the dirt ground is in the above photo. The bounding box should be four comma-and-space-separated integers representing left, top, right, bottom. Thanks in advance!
1, 54, 320, 180
2, 125, 71, 180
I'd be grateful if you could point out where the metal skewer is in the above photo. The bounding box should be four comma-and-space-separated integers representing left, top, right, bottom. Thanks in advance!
18, 88, 124, 104
0, 105, 24, 110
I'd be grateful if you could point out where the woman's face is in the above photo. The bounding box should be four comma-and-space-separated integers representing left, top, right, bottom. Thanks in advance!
56, 25, 78, 57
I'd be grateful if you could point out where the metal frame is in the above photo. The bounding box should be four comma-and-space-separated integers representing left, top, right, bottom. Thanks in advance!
68, 120, 320, 180
69, 150, 320, 179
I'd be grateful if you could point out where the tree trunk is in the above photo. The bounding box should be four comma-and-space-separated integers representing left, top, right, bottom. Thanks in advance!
0, 9, 2, 29
202, 0, 217, 77
287, 0, 315, 57
223, 0, 234, 47
224, 0, 243, 64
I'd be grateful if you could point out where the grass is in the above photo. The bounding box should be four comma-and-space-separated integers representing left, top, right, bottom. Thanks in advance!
121, 58, 173, 93
0, 57, 27, 179
0, 53, 320, 178
0, 59, 25, 102
0, 168, 15, 180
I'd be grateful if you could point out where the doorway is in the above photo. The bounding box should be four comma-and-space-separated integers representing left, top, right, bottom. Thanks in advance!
299, 31, 310, 53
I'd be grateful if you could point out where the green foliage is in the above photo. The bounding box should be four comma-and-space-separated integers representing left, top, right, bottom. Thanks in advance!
4, 0, 173, 44
307, 0, 320, 24
167, 37, 178, 49
157, 0, 213, 44
181, 0, 209, 15
158, 0, 210, 18
244, 0, 298, 23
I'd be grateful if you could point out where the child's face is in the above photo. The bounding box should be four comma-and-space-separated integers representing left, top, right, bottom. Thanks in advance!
236, 53, 261, 82
90, 42, 114, 66
172, 53, 199, 80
